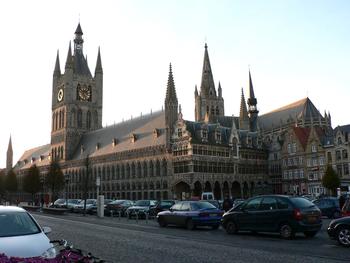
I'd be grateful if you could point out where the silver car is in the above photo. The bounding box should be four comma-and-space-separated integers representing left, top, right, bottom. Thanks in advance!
0, 206, 55, 258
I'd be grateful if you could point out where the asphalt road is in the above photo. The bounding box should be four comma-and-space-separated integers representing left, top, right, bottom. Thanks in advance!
33, 213, 349, 263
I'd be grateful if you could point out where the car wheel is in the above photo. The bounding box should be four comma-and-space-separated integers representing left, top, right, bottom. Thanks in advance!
158, 217, 167, 227
186, 219, 195, 230
211, 225, 220, 230
337, 226, 350, 247
279, 223, 294, 239
304, 231, 317, 238
225, 221, 237, 235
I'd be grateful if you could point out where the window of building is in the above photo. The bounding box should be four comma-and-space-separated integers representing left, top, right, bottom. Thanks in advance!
308, 173, 314, 180
292, 143, 297, 153
77, 109, 82, 128
307, 159, 311, 167
294, 170, 299, 179
202, 129, 208, 140
289, 171, 293, 179
300, 170, 304, 178
311, 144, 317, 153
327, 152, 332, 162
177, 128, 182, 138
216, 106, 219, 115
216, 131, 221, 142
336, 150, 341, 161
312, 158, 318, 166
344, 164, 349, 176
337, 165, 343, 177
342, 150, 348, 159
299, 156, 303, 165
338, 137, 342, 145
283, 171, 288, 179
319, 156, 325, 166
287, 143, 291, 154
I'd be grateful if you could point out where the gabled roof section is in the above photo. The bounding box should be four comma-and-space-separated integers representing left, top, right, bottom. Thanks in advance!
335, 124, 350, 133
259, 97, 323, 131
73, 52, 92, 77
72, 110, 166, 159
15, 144, 51, 170
293, 127, 311, 150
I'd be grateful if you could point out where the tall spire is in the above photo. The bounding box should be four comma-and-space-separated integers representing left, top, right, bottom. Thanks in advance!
54, 50, 61, 76
247, 70, 257, 108
218, 82, 222, 98
65, 41, 73, 69
200, 43, 216, 97
74, 23, 84, 54
6, 135, 13, 172
239, 88, 249, 130
165, 63, 178, 104
95, 47, 103, 75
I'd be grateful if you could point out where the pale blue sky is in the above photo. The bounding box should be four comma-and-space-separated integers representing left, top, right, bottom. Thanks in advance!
0, 0, 349, 168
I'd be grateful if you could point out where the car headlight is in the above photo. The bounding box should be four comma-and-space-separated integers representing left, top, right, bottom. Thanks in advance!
41, 246, 59, 259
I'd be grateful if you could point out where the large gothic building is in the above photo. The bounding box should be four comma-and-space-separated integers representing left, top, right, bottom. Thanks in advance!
8, 24, 349, 201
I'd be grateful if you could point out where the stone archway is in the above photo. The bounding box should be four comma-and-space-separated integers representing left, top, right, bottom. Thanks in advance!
204, 181, 212, 192
243, 181, 249, 199
231, 181, 241, 199
214, 181, 221, 200
222, 181, 230, 198
174, 181, 191, 200
193, 181, 202, 198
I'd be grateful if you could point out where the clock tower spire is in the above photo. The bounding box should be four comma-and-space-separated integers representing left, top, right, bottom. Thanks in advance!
50, 23, 103, 161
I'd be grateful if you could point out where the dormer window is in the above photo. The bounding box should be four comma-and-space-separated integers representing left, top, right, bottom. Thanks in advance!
112, 138, 118, 147
153, 129, 159, 138
215, 130, 221, 143
311, 144, 317, 153
96, 142, 100, 150
130, 133, 137, 143
202, 129, 208, 141
31, 157, 35, 164
177, 128, 182, 138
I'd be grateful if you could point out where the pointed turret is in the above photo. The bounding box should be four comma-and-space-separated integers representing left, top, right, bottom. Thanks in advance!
65, 41, 73, 69
95, 47, 103, 75
74, 23, 84, 54
194, 85, 198, 97
6, 135, 13, 172
200, 43, 216, 97
247, 70, 258, 111
239, 88, 249, 130
53, 50, 61, 76
165, 63, 178, 104
218, 82, 222, 98
165, 63, 178, 151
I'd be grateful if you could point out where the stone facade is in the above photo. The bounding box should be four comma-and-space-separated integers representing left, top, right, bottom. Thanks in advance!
9, 24, 349, 202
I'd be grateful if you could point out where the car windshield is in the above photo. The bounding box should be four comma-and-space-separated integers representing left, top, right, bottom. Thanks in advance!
161, 201, 174, 206
291, 197, 315, 208
54, 199, 65, 204
68, 199, 80, 204
191, 202, 216, 210
0, 212, 41, 237
135, 200, 150, 206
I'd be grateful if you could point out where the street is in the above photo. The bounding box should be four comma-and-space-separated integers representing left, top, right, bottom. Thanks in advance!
33, 213, 349, 263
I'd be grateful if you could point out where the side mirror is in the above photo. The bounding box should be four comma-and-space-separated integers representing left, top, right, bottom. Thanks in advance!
169, 208, 173, 212
42, 226, 52, 234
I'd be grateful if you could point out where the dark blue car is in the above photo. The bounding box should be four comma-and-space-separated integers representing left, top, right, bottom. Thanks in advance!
157, 201, 223, 230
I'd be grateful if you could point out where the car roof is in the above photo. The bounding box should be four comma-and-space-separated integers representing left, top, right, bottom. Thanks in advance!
0, 206, 26, 213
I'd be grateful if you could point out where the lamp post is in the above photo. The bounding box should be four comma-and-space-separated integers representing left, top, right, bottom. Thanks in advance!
65, 174, 69, 208
40, 176, 44, 209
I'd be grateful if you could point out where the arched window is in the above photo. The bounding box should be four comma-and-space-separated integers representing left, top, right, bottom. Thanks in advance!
86, 111, 91, 129
52, 113, 55, 131
211, 106, 215, 115
55, 112, 58, 131
94, 111, 98, 127
61, 109, 65, 128
216, 106, 219, 115
232, 137, 238, 157
206, 106, 209, 114
77, 109, 82, 128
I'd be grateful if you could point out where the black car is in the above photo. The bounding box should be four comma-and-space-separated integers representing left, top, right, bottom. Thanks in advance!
126, 200, 157, 219
149, 200, 176, 216
222, 195, 322, 239
105, 200, 134, 216
327, 216, 350, 247
312, 197, 341, 218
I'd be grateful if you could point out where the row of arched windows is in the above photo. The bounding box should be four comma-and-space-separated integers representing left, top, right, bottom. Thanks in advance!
71, 108, 97, 129
52, 109, 65, 131
52, 146, 64, 160
206, 105, 220, 115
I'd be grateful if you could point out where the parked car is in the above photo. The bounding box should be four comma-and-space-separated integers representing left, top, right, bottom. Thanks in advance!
232, 198, 245, 208
327, 216, 350, 247
126, 200, 157, 218
342, 197, 350, 217
65, 199, 82, 211
72, 199, 97, 213
312, 197, 341, 218
149, 200, 176, 216
157, 201, 223, 230
105, 200, 134, 216
88, 199, 113, 215
201, 192, 214, 200
199, 199, 220, 209
52, 198, 66, 208
222, 195, 322, 239
0, 206, 55, 258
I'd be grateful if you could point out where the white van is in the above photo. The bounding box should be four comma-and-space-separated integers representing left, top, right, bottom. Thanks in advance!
201, 192, 214, 200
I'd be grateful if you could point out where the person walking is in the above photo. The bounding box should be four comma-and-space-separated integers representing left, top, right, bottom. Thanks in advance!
222, 194, 233, 212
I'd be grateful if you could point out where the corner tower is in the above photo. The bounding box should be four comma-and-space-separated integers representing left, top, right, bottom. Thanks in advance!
51, 23, 103, 161
195, 43, 224, 122
165, 63, 178, 150
247, 70, 259, 132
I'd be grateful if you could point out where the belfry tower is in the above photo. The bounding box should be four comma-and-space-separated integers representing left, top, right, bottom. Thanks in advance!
51, 23, 103, 161
195, 44, 224, 122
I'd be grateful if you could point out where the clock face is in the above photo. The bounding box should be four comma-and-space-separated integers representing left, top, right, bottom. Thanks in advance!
57, 88, 64, 102
78, 85, 91, 101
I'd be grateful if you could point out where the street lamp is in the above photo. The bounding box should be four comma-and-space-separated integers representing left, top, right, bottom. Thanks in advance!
64, 174, 69, 208
40, 176, 44, 209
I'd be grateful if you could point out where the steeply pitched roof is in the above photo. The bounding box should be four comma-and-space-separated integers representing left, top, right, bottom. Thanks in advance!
72, 110, 166, 159
15, 144, 51, 170
293, 127, 310, 150
259, 97, 323, 131
73, 52, 92, 77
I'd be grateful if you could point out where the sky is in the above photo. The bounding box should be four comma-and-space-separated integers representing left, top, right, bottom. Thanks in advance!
0, 0, 349, 168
